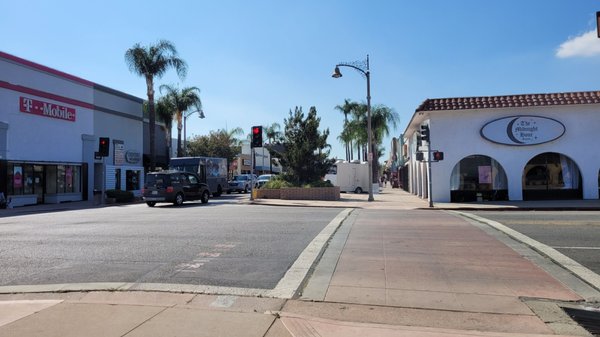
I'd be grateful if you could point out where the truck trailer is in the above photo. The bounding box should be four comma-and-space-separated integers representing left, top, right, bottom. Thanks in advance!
169, 157, 228, 197
324, 160, 370, 194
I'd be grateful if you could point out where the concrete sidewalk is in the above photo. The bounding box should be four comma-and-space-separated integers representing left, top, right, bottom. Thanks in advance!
1, 189, 599, 336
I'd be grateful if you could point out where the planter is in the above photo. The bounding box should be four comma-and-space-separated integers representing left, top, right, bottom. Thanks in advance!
254, 188, 281, 199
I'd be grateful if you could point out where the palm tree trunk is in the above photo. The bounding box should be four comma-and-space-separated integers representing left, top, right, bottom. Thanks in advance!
177, 124, 183, 157
146, 76, 156, 171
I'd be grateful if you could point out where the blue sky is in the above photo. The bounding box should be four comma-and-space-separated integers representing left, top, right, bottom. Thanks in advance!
2, 1, 600, 161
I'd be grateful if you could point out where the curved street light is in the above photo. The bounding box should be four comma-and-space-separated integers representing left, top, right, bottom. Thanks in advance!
332, 55, 374, 201
183, 108, 205, 156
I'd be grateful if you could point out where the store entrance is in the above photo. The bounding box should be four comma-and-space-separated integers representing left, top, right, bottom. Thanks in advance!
522, 152, 582, 200
33, 165, 44, 203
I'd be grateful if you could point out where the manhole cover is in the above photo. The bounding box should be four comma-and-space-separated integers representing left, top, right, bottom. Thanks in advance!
563, 307, 600, 336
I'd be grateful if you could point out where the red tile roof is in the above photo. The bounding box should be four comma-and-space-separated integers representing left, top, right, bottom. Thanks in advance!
415, 91, 600, 112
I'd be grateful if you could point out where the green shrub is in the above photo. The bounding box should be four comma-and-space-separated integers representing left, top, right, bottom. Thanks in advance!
264, 178, 294, 189
105, 189, 134, 203
303, 180, 334, 188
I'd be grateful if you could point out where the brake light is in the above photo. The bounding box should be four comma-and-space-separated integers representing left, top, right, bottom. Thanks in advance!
166, 186, 174, 193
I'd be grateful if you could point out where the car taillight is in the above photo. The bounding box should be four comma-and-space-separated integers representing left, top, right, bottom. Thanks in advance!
166, 186, 174, 193
141, 188, 146, 194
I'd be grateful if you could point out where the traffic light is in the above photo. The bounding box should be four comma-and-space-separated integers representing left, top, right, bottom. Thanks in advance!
420, 124, 430, 143
98, 137, 110, 157
415, 152, 424, 161
433, 151, 444, 161
251, 126, 263, 148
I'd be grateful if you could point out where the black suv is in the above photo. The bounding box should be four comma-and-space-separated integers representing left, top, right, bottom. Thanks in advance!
142, 171, 210, 207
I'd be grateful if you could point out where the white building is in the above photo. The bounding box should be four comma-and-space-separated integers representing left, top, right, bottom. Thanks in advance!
404, 91, 600, 203
0, 51, 144, 207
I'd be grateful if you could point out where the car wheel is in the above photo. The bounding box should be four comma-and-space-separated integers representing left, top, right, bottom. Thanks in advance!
201, 190, 210, 204
146, 202, 156, 207
354, 187, 363, 194
174, 193, 184, 206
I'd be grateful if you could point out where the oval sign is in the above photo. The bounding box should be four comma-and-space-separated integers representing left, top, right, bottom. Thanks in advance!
480, 115, 565, 146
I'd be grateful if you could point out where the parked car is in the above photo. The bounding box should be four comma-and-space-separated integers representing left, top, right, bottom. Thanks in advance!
256, 174, 275, 188
227, 174, 256, 193
142, 170, 210, 207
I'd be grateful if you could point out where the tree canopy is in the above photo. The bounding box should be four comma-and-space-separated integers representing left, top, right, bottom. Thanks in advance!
273, 106, 334, 186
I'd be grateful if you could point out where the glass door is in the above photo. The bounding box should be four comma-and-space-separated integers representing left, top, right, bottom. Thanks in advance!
33, 165, 44, 203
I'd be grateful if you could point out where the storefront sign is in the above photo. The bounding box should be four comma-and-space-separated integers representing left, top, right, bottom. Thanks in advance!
20, 97, 76, 122
114, 143, 125, 166
125, 151, 141, 164
480, 115, 565, 146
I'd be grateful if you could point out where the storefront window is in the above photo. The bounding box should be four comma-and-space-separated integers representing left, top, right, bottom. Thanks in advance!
126, 170, 140, 191
523, 152, 581, 200
46, 165, 57, 194
23, 165, 34, 195
450, 155, 508, 202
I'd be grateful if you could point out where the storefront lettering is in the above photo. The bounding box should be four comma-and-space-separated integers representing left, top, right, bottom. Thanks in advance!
20, 97, 76, 122
480, 115, 565, 146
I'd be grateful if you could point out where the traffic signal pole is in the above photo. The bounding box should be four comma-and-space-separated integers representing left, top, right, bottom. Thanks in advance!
427, 141, 433, 208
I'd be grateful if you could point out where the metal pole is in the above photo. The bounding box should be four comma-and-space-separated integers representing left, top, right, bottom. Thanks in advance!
366, 55, 374, 202
250, 148, 255, 201
427, 129, 433, 208
183, 115, 187, 156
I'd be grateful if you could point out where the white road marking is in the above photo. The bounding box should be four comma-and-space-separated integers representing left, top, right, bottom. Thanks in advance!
553, 246, 600, 250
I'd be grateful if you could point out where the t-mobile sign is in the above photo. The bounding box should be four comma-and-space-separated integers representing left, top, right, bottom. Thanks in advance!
20, 96, 76, 122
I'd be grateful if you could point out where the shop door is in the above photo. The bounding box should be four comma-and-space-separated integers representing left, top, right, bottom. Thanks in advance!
33, 165, 44, 203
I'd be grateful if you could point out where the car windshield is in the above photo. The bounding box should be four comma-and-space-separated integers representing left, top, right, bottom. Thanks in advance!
233, 176, 247, 181
258, 175, 271, 180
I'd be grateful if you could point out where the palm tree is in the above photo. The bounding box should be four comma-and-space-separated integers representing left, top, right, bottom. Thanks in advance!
125, 40, 187, 170
369, 104, 400, 182
159, 84, 203, 157
335, 99, 359, 161
155, 96, 175, 162
264, 122, 282, 173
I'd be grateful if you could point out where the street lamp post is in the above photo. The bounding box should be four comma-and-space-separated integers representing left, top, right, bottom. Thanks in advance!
332, 55, 374, 201
183, 109, 205, 156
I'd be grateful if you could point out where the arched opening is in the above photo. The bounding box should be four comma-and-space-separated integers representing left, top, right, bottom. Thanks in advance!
522, 152, 582, 200
450, 155, 508, 202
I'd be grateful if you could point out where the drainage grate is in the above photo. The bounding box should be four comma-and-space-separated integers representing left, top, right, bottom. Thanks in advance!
563, 307, 600, 337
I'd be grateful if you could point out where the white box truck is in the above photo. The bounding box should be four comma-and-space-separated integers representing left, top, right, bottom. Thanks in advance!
324, 160, 370, 194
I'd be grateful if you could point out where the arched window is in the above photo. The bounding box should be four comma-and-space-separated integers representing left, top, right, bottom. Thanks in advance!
522, 152, 582, 200
450, 155, 508, 202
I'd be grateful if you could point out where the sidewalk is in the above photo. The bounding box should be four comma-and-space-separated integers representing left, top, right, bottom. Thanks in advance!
1, 189, 599, 336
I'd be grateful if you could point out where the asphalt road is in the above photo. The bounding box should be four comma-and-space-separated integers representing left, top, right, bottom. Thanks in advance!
469, 211, 600, 275
0, 202, 342, 290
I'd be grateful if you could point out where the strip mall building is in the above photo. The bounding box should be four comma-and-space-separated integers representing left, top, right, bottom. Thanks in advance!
404, 92, 600, 202
0, 51, 145, 207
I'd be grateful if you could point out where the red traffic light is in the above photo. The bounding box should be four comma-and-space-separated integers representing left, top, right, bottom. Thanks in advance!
252, 127, 260, 134
433, 151, 444, 161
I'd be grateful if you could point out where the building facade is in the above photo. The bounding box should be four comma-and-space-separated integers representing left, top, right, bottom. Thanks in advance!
404, 91, 600, 203
0, 51, 144, 207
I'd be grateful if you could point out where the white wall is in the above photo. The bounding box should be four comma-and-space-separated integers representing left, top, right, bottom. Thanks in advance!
408, 104, 600, 202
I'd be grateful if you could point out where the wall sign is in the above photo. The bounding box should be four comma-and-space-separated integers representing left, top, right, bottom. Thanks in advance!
125, 151, 141, 164
20, 96, 76, 122
480, 115, 565, 146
